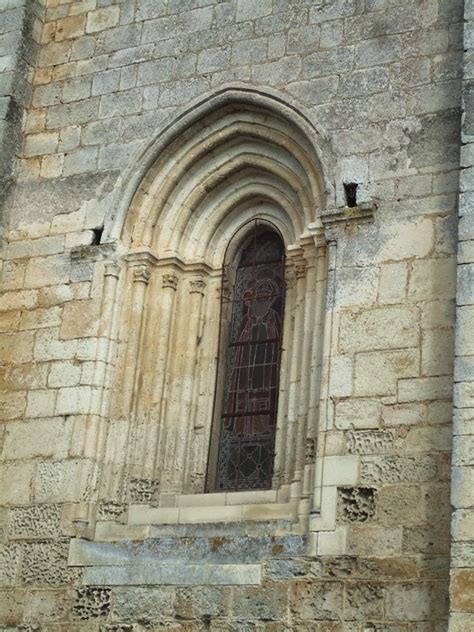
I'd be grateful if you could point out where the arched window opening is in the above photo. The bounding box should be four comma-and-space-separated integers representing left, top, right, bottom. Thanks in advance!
208, 225, 286, 492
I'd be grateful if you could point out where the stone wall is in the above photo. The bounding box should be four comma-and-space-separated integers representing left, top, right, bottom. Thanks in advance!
449, 0, 474, 629
0, 0, 469, 630
0, 0, 42, 210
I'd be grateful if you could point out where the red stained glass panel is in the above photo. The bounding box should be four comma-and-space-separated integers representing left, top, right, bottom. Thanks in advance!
214, 229, 285, 491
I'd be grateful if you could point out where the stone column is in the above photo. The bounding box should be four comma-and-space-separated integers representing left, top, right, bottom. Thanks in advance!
272, 262, 295, 488
310, 228, 338, 514
140, 269, 179, 484
72, 261, 121, 529
303, 235, 327, 516
284, 251, 307, 495
295, 238, 317, 517
119, 252, 157, 502
167, 275, 207, 493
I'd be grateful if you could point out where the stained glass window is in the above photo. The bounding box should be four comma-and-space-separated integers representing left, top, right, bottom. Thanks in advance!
212, 228, 286, 491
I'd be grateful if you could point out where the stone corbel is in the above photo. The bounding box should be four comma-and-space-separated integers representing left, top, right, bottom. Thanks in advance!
71, 242, 117, 262
320, 201, 377, 242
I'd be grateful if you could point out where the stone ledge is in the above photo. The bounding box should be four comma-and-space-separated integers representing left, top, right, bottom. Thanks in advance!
127, 500, 297, 527
83, 562, 262, 586
321, 201, 377, 228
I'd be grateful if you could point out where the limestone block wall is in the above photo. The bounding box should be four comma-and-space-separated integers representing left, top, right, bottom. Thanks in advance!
0, 0, 468, 629
449, 0, 474, 629
0, 0, 42, 207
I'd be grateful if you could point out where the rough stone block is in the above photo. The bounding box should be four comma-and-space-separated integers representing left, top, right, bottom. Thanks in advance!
347, 525, 402, 557
74, 586, 111, 619
355, 349, 419, 397
335, 266, 378, 307
346, 429, 393, 455
289, 580, 343, 620
377, 484, 422, 526
35, 459, 83, 503
86, 6, 120, 34
344, 581, 384, 620
47, 98, 99, 129
0, 331, 34, 364
338, 487, 376, 523
361, 455, 438, 486
62, 76, 92, 103
252, 56, 302, 86
24, 131, 59, 157
20, 306, 62, 330
0, 390, 27, 420
111, 586, 173, 624
55, 15, 86, 41
385, 581, 449, 621
99, 88, 142, 118
378, 262, 407, 304
398, 376, 453, 402
0, 544, 20, 587
236, 0, 272, 22
335, 398, 381, 429
408, 257, 456, 301
339, 307, 419, 353
9, 504, 62, 539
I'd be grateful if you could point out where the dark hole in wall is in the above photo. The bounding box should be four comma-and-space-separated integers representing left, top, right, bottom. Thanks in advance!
92, 225, 104, 245
344, 182, 358, 207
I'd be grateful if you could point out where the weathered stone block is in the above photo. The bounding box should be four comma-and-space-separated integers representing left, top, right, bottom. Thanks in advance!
346, 430, 393, 455
339, 307, 419, 353
86, 6, 120, 34
377, 484, 422, 526
344, 581, 384, 620
338, 487, 376, 523
9, 505, 61, 539
0, 534, 19, 588
47, 98, 100, 129
361, 455, 438, 486
35, 459, 83, 503
335, 398, 381, 430
347, 525, 402, 557
0, 331, 34, 364
0, 390, 26, 421
398, 376, 453, 402
232, 583, 288, 621
451, 569, 474, 611
74, 587, 111, 619
385, 581, 449, 621
354, 349, 419, 397
289, 580, 343, 621
110, 586, 174, 624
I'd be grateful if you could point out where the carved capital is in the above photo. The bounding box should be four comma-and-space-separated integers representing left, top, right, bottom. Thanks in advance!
104, 262, 121, 278
190, 277, 206, 295
295, 262, 307, 279
132, 264, 151, 284
162, 272, 178, 290
305, 437, 316, 464
123, 250, 159, 284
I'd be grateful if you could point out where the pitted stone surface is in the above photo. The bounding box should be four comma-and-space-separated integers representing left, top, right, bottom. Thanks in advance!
73, 587, 111, 620
20, 541, 79, 586
338, 487, 376, 523
9, 505, 61, 539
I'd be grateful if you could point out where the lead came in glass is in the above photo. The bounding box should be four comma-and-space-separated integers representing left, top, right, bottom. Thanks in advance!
215, 229, 285, 491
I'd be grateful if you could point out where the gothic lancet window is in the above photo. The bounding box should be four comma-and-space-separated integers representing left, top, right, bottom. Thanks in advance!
209, 226, 286, 492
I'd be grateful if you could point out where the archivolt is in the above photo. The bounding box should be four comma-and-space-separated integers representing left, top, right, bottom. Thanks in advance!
109, 87, 330, 265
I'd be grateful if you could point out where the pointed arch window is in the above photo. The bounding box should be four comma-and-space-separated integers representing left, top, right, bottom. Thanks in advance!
208, 225, 286, 492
